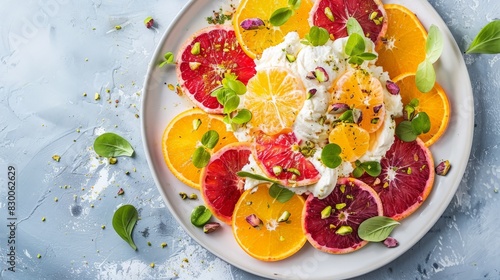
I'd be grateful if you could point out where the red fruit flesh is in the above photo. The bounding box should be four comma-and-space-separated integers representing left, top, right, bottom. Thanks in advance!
358, 137, 435, 221
253, 131, 320, 187
177, 25, 256, 113
201, 143, 252, 224
302, 178, 383, 254
309, 0, 388, 43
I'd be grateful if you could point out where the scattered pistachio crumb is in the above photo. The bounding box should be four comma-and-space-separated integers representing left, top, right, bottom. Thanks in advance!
101, 225, 106, 229
37, 254, 42, 259
52, 155, 61, 162
125, 171, 130, 175
42, 217, 46, 222
109, 157, 118, 164
83, 92, 87, 97
54, 197, 58, 202
495, 188, 499, 193
106, 89, 111, 93
161, 242, 168, 248
85, 58, 89, 62
147, 241, 152, 246
134, 113, 140, 118
94, 93, 101, 101
150, 262, 155, 268
115, 25, 122, 30
182, 258, 189, 263
90, 204, 94, 208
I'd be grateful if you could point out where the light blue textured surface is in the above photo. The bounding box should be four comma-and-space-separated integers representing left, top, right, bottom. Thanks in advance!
0, 0, 499, 279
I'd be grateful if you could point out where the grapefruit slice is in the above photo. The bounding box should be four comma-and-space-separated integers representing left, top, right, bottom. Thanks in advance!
176, 25, 256, 114
309, 0, 388, 43
201, 143, 252, 225
358, 137, 435, 221
232, 184, 307, 261
302, 177, 383, 254
253, 131, 321, 187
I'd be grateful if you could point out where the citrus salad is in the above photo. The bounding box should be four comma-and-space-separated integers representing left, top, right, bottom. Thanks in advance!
161, 0, 451, 261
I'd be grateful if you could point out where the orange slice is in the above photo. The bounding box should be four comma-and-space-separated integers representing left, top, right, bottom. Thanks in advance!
232, 184, 306, 261
328, 123, 370, 162
244, 67, 306, 135
330, 69, 386, 134
375, 4, 427, 79
162, 108, 238, 189
393, 73, 450, 147
233, 0, 314, 59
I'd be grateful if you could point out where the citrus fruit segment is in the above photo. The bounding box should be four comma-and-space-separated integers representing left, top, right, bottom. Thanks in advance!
357, 137, 435, 221
162, 108, 238, 189
244, 67, 306, 135
233, 0, 314, 59
329, 123, 370, 162
393, 73, 450, 147
253, 131, 321, 187
331, 69, 386, 133
375, 4, 427, 79
201, 143, 252, 225
232, 184, 306, 261
302, 177, 383, 254
177, 25, 256, 114
309, 0, 388, 43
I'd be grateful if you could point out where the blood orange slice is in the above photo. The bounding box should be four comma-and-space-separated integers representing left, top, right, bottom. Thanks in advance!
309, 0, 388, 43
176, 25, 256, 114
253, 131, 321, 187
201, 142, 252, 225
358, 137, 435, 221
302, 177, 383, 254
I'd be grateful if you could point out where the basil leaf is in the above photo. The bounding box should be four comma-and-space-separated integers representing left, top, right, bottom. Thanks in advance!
190, 205, 212, 227
415, 59, 435, 93
269, 183, 295, 203
288, 0, 301, 10
270, 7, 293, 26
411, 112, 431, 134
426, 25, 443, 63
225, 79, 246, 95
236, 171, 279, 184
232, 109, 252, 124
360, 161, 382, 177
466, 20, 500, 54
395, 121, 418, 142
192, 146, 211, 168
201, 130, 219, 149
305, 26, 330, 46
345, 33, 365, 56
346, 17, 364, 36
223, 94, 240, 114
94, 132, 134, 158
112, 204, 138, 250
321, 143, 342, 169
358, 216, 400, 242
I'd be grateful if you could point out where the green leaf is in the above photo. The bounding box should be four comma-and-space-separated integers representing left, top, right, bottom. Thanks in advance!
305, 26, 330, 46
94, 132, 134, 158
288, 0, 301, 10
360, 161, 382, 177
192, 146, 211, 168
190, 205, 212, 227
112, 204, 138, 250
223, 94, 240, 114
426, 25, 443, 63
236, 171, 279, 184
269, 183, 295, 203
225, 79, 246, 95
346, 17, 364, 36
321, 143, 342, 169
411, 112, 431, 134
357, 52, 378, 61
466, 20, 500, 54
395, 121, 418, 142
409, 98, 419, 108
269, 7, 293, 26
345, 33, 365, 56
352, 166, 365, 178
415, 59, 435, 93
232, 109, 252, 124
338, 110, 354, 122
201, 130, 219, 149
358, 216, 400, 242
164, 52, 174, 63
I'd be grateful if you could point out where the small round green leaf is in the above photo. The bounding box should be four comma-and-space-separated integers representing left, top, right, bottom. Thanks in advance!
345, 33, 366, 56
269, 183, 295, 203
269, 7, 293, 26
352, 166, 365, 178
223, 94, 240, 114
321, 143, 342, 169
415, 59, 435, 93
192, 146, 211, 168
201, 130, 219, 149
395, 121, 418, 142
425, 25, 443, 63
411, 112, 431, 134
346, 17, 364, 36
225, 79, 246, 95
305, 26, 330, 46
360, 161, 382, 177
191, 205, 212, 227
232, 109, 252, 124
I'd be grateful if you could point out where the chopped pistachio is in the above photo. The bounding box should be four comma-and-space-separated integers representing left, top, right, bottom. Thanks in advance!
161, 242, 167, 248
335, 203, 346, 210
179, 192, 188, 200
277, 211, 291, 223
101, 225, 106, 229
94, 93, 100, 101
188, 193, 198, 200
335, 225, 353, 235
109, 157, 118, 164
191, 42, 201, 55
321, 205, 332, 219
150, 262, 155, 268
52, 155, 61, 162
37, 254, 42, 259
147, 241, 152, 246
115, 25, 122, 30
42, 217, 46, 222
324, 7, 335, 22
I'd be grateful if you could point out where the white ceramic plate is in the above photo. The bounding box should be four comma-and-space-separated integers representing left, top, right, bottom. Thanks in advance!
141, 0, 473, 278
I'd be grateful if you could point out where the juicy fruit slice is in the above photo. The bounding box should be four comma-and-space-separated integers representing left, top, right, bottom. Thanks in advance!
254, 131, 320, 187
244, 67, 306, 135
394, 73, 450, 147
302, 177, 383, 254
162, 108, 238, 189
375, 4, 427, 79
358, 137, 435, 221
309, 0, 388, 43
177, 25, 256, 114
233, 0, 314, 59
201, 143, 252, 225
232, 184, 306, 261
329, 123, 370, 162
331, 69, 386, 133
